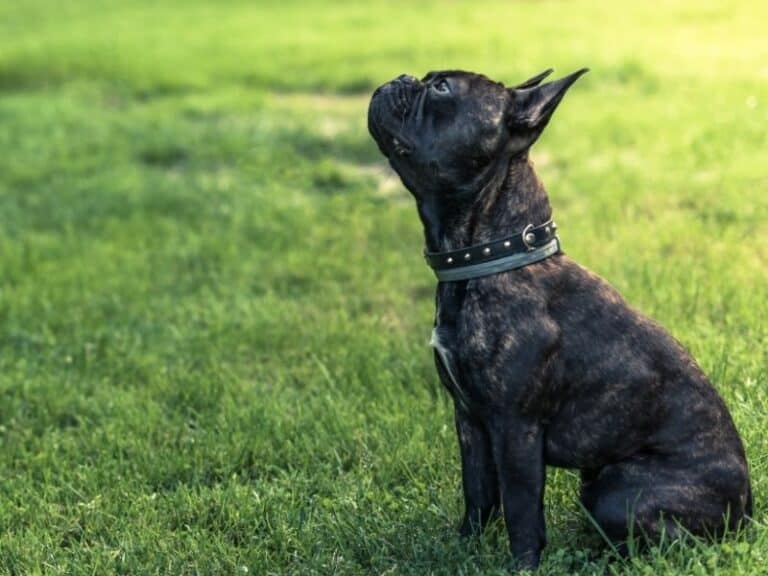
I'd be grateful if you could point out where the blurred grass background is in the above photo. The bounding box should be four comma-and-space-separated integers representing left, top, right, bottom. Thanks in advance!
0, 1, 766, 574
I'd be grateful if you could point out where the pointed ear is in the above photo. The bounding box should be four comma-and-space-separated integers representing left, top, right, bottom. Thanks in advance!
513, 68, 553, 90
507, 68, 588, 139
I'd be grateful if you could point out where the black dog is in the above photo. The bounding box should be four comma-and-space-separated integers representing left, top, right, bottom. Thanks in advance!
367, 69, 751, 570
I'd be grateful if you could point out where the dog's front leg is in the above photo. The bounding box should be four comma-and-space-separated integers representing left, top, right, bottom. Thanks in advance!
455, 409, 499, 537
490, 417, 546, 570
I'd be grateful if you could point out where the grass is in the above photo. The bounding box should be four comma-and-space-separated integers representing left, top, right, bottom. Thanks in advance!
0, 0, 766, 573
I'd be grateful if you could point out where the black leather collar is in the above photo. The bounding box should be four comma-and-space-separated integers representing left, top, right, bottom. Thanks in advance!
424, 220, 560, 282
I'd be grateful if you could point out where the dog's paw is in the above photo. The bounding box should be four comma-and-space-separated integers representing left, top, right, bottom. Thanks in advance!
507, 550, 541, 573
458, 507, 500, 538
458, 517, 479, 539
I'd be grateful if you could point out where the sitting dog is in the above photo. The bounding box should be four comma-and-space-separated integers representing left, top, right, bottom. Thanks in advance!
367, 68, 751, 570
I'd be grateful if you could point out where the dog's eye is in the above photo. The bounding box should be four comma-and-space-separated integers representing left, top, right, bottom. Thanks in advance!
432, 79, 451, 95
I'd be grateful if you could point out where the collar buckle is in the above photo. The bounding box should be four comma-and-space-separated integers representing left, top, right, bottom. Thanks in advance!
521, 223, 536, 250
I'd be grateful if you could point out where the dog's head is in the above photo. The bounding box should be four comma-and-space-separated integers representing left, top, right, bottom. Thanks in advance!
368, 68, 587, 199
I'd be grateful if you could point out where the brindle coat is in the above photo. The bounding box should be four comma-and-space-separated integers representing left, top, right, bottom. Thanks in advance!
367, 69, 751, 570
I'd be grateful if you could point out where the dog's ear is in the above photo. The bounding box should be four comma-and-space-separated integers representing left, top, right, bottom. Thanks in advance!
506, 68, 588, 151
513, 69, 554, 90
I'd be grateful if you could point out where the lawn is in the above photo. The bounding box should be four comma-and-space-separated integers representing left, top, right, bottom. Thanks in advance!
0, 0, 766, 574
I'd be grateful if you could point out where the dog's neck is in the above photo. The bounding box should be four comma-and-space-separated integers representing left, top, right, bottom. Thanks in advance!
418, 155, 553, 253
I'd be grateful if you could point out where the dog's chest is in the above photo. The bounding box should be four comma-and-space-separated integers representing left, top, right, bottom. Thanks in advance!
430, 287, 503, 407
431, 320, 473, 410
430, 280, 552, 412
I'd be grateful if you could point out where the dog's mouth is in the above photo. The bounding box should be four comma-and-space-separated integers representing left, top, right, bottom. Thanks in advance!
368, 75, 420, 158
390, 136, 413, 156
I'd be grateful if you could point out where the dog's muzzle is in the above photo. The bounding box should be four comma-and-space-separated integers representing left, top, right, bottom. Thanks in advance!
368, 75, 420, 155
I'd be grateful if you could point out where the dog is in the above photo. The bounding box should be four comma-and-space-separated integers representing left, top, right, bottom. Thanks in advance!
367, 68, 752, 570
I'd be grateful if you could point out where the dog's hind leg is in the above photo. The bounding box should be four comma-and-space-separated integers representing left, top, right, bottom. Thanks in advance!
580, 455, 751, 548
455, 410, 500, 537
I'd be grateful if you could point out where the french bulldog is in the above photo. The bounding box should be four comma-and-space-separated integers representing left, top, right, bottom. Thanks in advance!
367, 69, 752, 570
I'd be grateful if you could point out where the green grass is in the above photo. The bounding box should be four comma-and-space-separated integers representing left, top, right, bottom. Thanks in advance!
0, 0, 767, 573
